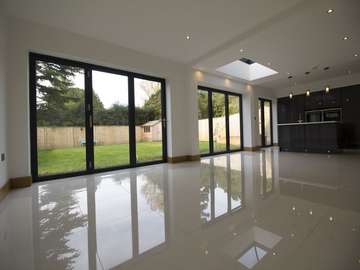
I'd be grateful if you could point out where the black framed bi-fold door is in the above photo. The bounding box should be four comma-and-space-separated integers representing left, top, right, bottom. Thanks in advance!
29, 53, 167, 182
258, 98, 273, 147
198, 86, 243, 157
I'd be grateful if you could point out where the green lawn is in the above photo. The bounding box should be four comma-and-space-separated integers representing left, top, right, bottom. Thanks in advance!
199, 141, 238, 154
38, 141, 236, 176
38, 142, 163, 176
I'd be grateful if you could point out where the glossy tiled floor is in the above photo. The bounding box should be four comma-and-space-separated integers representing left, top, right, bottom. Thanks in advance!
1, 148, 360, 270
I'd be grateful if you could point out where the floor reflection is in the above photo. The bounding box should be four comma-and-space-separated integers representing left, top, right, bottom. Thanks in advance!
2, 148, 360, 270
33, 168, 168, 270
200, 155, 244, 224
259, 151, 274, 198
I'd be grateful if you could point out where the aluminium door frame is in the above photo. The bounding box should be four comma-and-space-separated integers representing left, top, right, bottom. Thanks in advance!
29, 52, 167, 182
198, 85, 244, 157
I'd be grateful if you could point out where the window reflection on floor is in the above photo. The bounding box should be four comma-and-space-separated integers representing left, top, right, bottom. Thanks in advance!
260, 151, 274, 198
200, 154, 244, 224
34, 169, 168, 270
35, 182, 89, 270
137, 173, 166, 254
95, 176, 133, 269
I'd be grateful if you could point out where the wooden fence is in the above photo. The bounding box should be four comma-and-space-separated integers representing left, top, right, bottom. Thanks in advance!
37, 126, 153, 149
198, 113, 241, 145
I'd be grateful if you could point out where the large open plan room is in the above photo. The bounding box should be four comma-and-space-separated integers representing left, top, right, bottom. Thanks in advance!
0, 0, 360, 269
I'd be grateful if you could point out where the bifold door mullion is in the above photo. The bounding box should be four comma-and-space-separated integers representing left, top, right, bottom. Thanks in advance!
160, 80, 168, 162
225, 94, 230, 151
85, 68, 94, 172
128, 75, 136, 166
208, 91, 214, 154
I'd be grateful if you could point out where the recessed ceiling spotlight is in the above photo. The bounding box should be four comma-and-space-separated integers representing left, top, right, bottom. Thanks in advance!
288, 76, 293, 79
305, 71, 310, 75
343, 36, 350, 40
240, 48, 244, 53
186, 35, 191, 40
355, 53, 359, 57
324, 66, 330, 71
327, 9, 334, 14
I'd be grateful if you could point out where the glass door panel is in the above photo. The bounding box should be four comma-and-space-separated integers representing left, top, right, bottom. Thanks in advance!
259, 99, 273, 147
212, 92, 227, 152
134, 78, 164, 163
31, 53, 168, 181
35, 60, 87, 176
264, 100, 272, 146
198, 90, 210, 154
228, 95, 242, 150
92, 70, 130, 169
258, 100, 262, 137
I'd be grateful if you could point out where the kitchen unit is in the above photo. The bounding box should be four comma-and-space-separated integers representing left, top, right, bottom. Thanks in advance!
277, 84, 360, 153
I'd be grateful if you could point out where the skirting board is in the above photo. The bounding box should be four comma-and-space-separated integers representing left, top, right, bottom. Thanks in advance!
0, 181, 11, 202
168, 155, 201, 163
10, 176, 32, 189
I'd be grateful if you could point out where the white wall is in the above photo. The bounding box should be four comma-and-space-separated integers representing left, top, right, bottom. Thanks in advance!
7, 18, 190, 179
0, 15, 8, 188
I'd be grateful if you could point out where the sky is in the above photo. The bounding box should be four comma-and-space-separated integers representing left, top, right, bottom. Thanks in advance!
74, 70, 159, 109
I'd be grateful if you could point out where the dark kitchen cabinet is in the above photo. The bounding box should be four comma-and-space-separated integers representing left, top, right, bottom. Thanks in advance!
279, 125, 304, 152
278, 125, 291, 151
305, 91, 323, 110
277, 84, 360, 151
277, 95, 304, 124
290, 94, 305, 123
277, 97, 290, 124
304, 89, 341, 110
279, 123, 341, 153
320, 123, 341, 152
291, 125, 305, 151
341, 85, 360, 148
304, 124, 321, 152
323, 88, 341, 108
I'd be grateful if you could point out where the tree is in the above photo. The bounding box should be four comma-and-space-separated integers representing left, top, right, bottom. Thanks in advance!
143, 90, 161, 120
36, 61, 163, 127
36, 61, 84, 126
198, 91, 209, 119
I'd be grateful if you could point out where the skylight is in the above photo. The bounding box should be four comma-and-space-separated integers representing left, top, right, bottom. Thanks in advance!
216, 59, 278, 81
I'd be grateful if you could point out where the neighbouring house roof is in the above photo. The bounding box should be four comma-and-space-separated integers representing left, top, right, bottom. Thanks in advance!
141, 120, 161, 127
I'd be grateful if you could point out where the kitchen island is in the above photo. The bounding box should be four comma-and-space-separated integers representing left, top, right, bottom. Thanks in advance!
278, 121, 342, 153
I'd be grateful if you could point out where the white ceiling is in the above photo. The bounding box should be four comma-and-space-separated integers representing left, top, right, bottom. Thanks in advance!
3, 0, 360, 89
